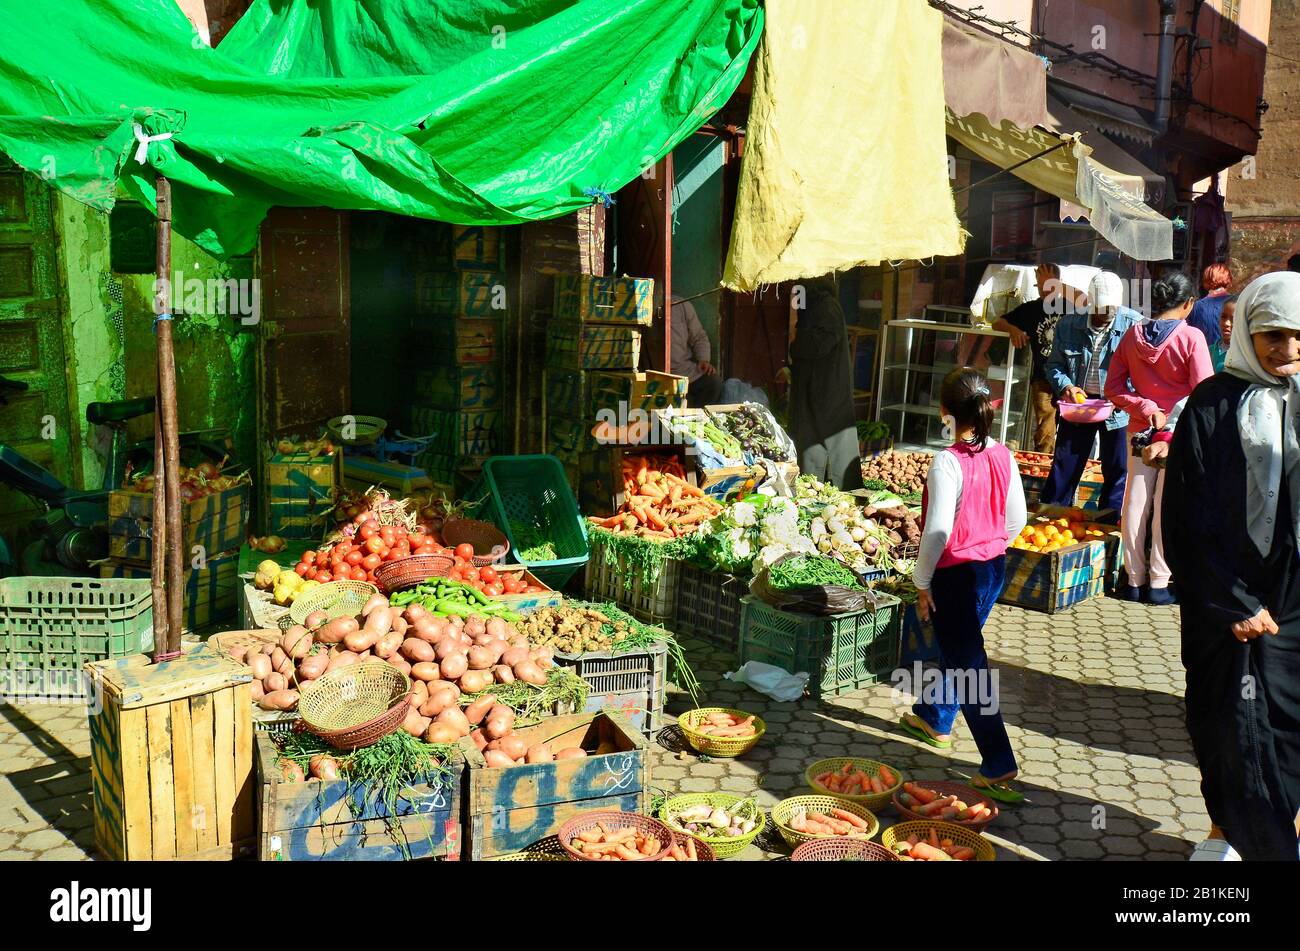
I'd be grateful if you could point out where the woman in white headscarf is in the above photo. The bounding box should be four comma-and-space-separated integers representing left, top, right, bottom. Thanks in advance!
1164, 271, 1300, 862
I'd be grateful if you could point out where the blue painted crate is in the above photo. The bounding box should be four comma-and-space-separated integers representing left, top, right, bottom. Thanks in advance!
998, 539, 1107, 613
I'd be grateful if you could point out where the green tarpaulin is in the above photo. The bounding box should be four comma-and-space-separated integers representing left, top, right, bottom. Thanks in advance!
0, 0, 761, 256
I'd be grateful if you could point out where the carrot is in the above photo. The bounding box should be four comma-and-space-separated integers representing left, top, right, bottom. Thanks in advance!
906, 834, 920, 846
904, 782, 937, 805
869, 776, 885, 793
916, 795, 956, 816
644, 508, 668, 531
815, 772, 834, 786
615, 843, 642, 860
841, 762, 854, 777
928, 827, 940, 848
878, 765, 896, 787
949, 846, 976, 861
910, 842, 952, 861
898, 792, 916, 808
686, 838, 697, 861
829, 808, 869, 830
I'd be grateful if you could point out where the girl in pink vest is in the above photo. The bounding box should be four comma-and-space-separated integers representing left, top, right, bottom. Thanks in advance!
899, 369, 1028, 803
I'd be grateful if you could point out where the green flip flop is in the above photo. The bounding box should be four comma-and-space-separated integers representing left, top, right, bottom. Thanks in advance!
970, 776, 1025, 804
898, 714, 953, 750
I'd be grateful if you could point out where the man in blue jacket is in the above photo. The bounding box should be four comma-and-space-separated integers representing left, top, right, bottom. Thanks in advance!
1042, 271, 1140, 515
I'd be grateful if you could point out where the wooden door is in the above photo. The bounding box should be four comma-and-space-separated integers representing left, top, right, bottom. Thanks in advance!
617, 159, 672, 372
0, 161, 75, 536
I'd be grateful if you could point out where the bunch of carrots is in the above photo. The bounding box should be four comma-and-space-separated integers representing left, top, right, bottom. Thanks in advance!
813, 761, 900, 796
569, 821, 664, 860
589, 454, 722, 540
689, 710, 757, 739
897, 782, 997, 825
891, 826, 978, 861
787, 806, 872, 837
661, 837, 702, 861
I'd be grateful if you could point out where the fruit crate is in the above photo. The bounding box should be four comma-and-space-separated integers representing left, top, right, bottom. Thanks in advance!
553, 641, 669, 737
673, 562, 746, 652
1000, 538, 1108, 614
0, 577, 153, 697
465, 454, 589, 590
584, 531, 679, 625
738, 594, 901, 699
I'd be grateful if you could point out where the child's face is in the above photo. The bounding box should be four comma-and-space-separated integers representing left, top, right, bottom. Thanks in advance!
1253, 327, 1300, 377
1219, 303, 1234, 345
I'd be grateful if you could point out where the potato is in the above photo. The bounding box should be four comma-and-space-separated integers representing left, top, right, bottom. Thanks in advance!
554, 747, 587, 760
435, 706, 472, 738
467, 645, 496, 670
458, 669, 492, 694
500, 646, 530, 667
281, 625, 313, 659
325, 651, 360, 674
499, 735, 528, 760
439, 653, 468, 680
259, 689, 299, 711
409, 680, 429, 707
316, 616, 358, 645
386, 656, 412, 677
298, 652, 329, 680
277, 758, 305, 783
264, 672, 288, 693
402, 708, 431, 738
344, 628, 377, 653
373, 631, 404, 659
483, 750, 516, 769
361, 593, 389, 617
390, 615, 408, 638
229, 645, 250, 664
424, 722, 462, 744
272, 651, 296, 677
434, 637, 463, 661
304, 610, 330, 630
261, 642, 278, 655
493, 664, 515, 684
464, 617, 486, 638
363, 607, 394, 638
403, 604, 430, 625
411, 619, 441, 643
525, 743, 553, 764
410, 661, 442, 682
399, 637, 436, 662
512, 660, 546, 686
309, 754, 342, 781
248, 653, 272, 680
464, 694, 497, 725
250, 679, 265, 702
485, 712, 514, 740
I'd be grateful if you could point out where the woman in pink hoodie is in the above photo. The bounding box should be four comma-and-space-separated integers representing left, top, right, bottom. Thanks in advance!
1105, 272, 1214, 605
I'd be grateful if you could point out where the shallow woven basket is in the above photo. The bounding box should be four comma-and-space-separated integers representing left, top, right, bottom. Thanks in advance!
372, 553, 455, 593
326, 414, 386, 446
297, 661, 411, 751
491, 836, 570, 862
664, 832, 716, 862
891, 780, 999, 830
679, 708, 766, 758
805, 757, 905, 811
658, 793, 766, 860
557, 811, 674, 862
772, 796, 879, 849
881, 820, 996, 861
441, 518, 511, 566
289, 579, 379, 625
791, 838, 900, 862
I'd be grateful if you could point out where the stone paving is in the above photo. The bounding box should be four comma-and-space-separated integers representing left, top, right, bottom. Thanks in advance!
0, 595, 1203, 861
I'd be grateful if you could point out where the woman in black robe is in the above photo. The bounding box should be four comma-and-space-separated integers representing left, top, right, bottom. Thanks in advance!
1164, 271, 1300, 861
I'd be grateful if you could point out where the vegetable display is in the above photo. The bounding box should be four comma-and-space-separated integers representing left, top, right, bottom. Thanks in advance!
1011, 515, 1111, 554
660, 412, 744, 462
861, 450, 930, 496
253, 559, 322, 606
389, 577, 526, 621
589, 454, 722, 540
813, 761, 899, 796
687, 710, 757, 739
663, 799, 759, 840
714, 403, 796, 462
124, 457, 249, 501
464, 702, 589, 767
567, 821, 666, 861
888, 826, 978, 861
898, 782, 995, 825
768, 555, 865, 591
787, 807, 873, 837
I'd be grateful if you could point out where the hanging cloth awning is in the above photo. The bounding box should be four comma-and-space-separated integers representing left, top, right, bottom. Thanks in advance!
722, 0, 964, 291
942, 16, 1050, 130
945, 96, 1174, 261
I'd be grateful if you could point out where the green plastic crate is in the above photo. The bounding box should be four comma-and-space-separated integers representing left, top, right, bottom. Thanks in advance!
738, 594, 900, 699
0, 577, 154, 696
465, 454, 589, 589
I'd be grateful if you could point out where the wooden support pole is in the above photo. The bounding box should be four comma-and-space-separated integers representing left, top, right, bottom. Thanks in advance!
153, 174, 185, 660
662, 153, 674, 375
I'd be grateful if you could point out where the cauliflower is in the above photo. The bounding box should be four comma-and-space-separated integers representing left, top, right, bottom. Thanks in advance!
731, 501, 758, 527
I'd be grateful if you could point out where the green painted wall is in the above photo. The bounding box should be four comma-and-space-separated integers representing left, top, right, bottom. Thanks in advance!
57, 194, 258, 487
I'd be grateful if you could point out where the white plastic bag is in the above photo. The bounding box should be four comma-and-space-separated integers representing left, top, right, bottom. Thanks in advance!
724, 660, 808, 702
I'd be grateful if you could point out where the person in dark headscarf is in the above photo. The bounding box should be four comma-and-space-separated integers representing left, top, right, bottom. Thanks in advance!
788, 275, 862, 490
1164, 271, 1300, 862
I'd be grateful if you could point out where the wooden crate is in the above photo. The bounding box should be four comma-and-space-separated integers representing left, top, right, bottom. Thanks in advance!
264, 450, 340, 538
107, 484, 249, 565
998, 538, 1108, 613
553, 274, 654, 326
100, 551, 239, 633
415, 270, 506, 318
1031, 504, 1123, 593
459, 710, 649, 860
86, 650, 256, 860
255, 734, 463, 861
546, 321, 641, 370
419, 321, 500, 364
343, 456, 434, 496
414, 362, 501, 411
417, 224, 505, 272
409, 406, 501, 456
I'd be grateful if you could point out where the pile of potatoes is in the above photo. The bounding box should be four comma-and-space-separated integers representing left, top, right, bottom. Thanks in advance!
228, 593, 557, 719
417, 691, 588, 766
861, 451, 930, 495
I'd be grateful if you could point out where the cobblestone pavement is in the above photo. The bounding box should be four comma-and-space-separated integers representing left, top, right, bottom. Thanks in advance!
0, 596, 1202, 861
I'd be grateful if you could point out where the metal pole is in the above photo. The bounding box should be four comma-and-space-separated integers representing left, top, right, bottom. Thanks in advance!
1154, 0, 1178, 133
153, 174, 185, 660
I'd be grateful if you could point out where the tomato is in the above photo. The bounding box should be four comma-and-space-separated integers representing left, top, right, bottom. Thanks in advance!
301, 550, 317, 564
454, 543, 475, 562
506, 578, 526, 594
364, 536, 386, 555
345, 549, 364, 566
383, 548, 404, 562
408, 533, 426, 550
314, 570, 333, 583
362, 553, 382, 571
358, 522, 378, 541
478, 566, 499, 585
380, 526, 397, 547
485, 583, 504, 597
294, 562, 310, 577
351, 566, 368, 581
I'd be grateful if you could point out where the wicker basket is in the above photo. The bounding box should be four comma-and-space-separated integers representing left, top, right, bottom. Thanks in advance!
679, 708, 766, 758
772, 796, 879, 849
297, 661, 411, 750
289, 580, 379, 626
372, 553, 455, 593
891, 780, 999, 830
207, 628, 280, 663
326, 414, 386, 446
805, 757, 905, 811
557, 811, 673, 862
665, 832, 716, 861
441, 518, 511, 566
791, 838, 900, 862
491, 836, 570, 862
658, 793, 765, 860
880, 820, 996, 861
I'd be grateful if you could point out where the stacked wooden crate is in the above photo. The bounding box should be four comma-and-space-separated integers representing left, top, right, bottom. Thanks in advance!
263, 448, 341, 539
100, 485, 248, 633
410, 225, 507, 496
542, 275, 685, 512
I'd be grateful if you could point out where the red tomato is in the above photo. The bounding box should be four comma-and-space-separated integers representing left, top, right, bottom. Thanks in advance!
314, 570, 333, 583
345, 549, 364, 566
362, 553, 382, 571
294, 562, 310, 577
506, 578, 526, 594
383, 548, 404, 562
408, 533, 427, 549
351, 566, 368, 581
415, 544, 436, 556
364, 536, 386, 555
485, 583, 504, 597
380, 526, 397, 547
454, 543, 475, 562
301, 550, 317, 564
359, 522, 378, 541
478, 566, 499, 585
316, 552, 329, 568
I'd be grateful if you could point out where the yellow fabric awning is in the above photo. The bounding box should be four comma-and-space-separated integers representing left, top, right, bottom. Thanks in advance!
945, 100, 1173, 261
722, 0, 965, 291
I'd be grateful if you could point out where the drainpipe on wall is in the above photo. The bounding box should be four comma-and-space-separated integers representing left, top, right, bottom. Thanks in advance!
1154, 0, 1178, 134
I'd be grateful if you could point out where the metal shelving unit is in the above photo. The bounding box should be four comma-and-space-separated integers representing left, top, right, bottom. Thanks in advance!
876, 319, 1030, 452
